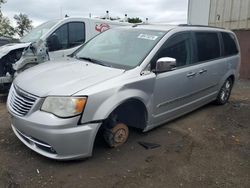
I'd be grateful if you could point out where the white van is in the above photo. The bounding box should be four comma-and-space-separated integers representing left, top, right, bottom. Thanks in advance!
0, 17, 130, 93
20, 17, 131, 60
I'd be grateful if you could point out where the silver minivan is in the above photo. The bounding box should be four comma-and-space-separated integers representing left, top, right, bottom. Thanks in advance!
7, 25, 240, 160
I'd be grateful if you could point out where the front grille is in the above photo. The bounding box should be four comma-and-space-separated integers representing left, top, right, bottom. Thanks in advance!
8, 85, 37, 116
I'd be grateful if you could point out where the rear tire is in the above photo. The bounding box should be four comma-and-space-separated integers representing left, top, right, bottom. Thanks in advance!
103, 123, 129, 148
215, 78, 233, 105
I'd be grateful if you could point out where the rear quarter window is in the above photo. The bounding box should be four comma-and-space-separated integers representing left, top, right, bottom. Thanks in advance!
221, 32, 239, 56
195, 32, 220, 62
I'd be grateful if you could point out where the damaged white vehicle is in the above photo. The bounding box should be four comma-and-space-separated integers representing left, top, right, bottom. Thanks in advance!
0, 40, 49, 93
0, 17, 130, 93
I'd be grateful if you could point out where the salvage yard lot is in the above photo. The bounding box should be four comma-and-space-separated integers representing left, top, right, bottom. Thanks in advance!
0, 80, 249, 188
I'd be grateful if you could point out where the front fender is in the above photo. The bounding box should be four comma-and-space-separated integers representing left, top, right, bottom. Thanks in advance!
80, 75, 155, 124
94, 89, 150, 121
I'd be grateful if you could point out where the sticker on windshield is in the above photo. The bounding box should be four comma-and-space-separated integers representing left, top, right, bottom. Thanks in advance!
138, 34, 158, 40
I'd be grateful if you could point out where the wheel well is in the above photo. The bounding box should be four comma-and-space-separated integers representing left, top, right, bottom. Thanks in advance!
228, 75, 235, 84
105, 99, 148, 130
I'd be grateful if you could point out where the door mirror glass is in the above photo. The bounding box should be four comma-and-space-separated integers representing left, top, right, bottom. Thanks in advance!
155, 57, 176, 73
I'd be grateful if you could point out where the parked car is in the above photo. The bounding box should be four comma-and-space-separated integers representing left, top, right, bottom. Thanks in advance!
7, 24, 240, 160
0, 37, 19, 47
0, 17, 130, 93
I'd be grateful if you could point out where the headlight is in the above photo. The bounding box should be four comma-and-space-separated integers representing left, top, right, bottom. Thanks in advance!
41, 97, 87, 118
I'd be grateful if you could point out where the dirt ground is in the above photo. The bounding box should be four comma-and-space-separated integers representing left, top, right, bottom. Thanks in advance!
0, 80, 249, 188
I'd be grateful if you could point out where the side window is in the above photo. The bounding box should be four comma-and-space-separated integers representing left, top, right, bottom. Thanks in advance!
53, 24, 68, 50
221, 32, 239, 56
68, 22, 85, 48
48, 24, 68, 51
153, 32, 192, 69
195, 32, 220, 62
48, 22, 85, 52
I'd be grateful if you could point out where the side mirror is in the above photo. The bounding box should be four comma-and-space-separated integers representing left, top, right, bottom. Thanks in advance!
155, 57, 176, 73
46, 34, 61, 52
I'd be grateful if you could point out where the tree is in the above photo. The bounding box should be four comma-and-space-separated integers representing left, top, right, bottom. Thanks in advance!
0, 14, 15, 37
0, 0, 5, 8
0, 0, 15, 37
14, 13, 33, 37
128, 17, 142, 24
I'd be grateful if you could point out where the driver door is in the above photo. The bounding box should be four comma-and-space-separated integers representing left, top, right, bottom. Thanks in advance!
152, 32, 200, 125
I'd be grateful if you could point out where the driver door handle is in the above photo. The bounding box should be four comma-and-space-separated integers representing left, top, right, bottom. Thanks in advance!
187, 72, 196, 78
198, 69, 207, 74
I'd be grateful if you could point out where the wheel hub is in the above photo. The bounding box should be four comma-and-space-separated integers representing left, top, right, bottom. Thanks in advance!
104, 122, 129, 148
114, 128, 127, 143
221, 81, 231, 101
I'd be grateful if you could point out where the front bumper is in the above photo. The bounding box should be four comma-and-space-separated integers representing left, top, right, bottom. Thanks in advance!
10, 112, 101, 160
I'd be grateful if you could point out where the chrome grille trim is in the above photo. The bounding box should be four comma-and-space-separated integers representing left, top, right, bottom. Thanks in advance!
15, 128, 51, 148
8, 85, 37, 116
13, 127, 57, 154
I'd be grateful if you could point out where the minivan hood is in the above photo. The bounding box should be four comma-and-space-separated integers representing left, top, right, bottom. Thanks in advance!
14, 60, 125, 97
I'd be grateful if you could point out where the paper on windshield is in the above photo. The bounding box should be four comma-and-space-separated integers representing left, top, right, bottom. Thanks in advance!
137, 34, 158, 40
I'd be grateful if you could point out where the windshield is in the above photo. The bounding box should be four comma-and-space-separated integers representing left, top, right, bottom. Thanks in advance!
75, 28, 166, 69
20, 20, 59, 43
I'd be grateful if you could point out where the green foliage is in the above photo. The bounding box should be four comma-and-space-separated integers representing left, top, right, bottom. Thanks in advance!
0, 0, 15, 37
0, 1, 33, 37
128, 17, 142, 24
0, 0, 5, 7
14, 13, 33, 37
0, 13, 15, 37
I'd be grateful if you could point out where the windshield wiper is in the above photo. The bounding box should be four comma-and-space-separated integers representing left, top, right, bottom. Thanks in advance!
76, 56, 111, 67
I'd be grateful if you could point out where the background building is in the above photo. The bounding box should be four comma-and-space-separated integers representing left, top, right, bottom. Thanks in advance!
188, 0, 250, 79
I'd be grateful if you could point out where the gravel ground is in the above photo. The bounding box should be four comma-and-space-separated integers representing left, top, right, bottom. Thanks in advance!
0, 80, 249, 188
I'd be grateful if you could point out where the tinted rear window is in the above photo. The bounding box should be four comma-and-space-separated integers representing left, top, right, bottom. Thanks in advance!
195, 32, 220, 62
221, 32, 238, 56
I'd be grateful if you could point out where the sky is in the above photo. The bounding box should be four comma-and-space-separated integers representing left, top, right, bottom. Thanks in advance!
2, 0, 188, 27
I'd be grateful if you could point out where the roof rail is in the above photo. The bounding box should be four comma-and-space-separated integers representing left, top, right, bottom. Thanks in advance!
178, 24, 224, 29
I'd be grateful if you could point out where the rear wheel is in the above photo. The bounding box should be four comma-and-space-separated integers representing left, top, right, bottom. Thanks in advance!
215, 78, 233, 105
103, 123, 129, 148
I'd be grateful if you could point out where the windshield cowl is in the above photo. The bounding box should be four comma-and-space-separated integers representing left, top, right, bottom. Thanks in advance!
75, 56, 113, 68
